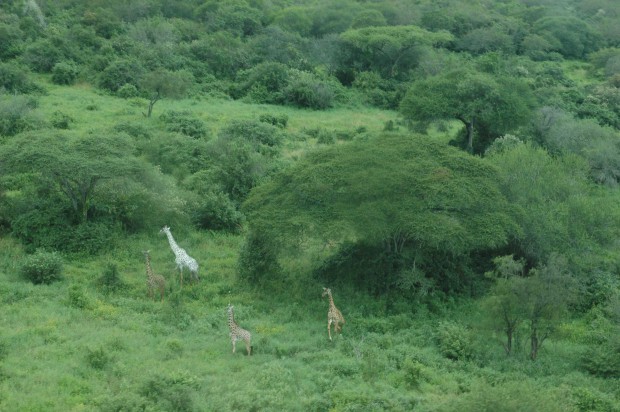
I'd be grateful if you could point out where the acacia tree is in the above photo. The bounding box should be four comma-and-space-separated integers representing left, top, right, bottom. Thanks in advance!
140, 69, 193, 118
339, 25, 453, 78
0, 131, 143, 223
400, 68, 534, 153
241, 133, 517, 294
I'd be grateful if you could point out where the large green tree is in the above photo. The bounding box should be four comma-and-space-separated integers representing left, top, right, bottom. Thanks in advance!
400, 68, 535, 153
242, 133, 517, 294
339, 25, 453, 78
1, 131, 144, 223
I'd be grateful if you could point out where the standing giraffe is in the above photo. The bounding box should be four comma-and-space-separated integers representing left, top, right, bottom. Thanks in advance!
142, 250, 166, 302
322, 287, 345, 341
227, 304, 252, 356
159, 225, 199, 287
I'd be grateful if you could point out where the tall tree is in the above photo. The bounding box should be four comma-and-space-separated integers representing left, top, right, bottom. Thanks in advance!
400, 68, 535, 153
0, 131, 142, 223
242, 133, 517, 292
339, 25, 453, 78
140, 69, 193, 118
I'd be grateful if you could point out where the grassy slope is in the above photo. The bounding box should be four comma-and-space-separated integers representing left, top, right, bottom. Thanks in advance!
0, 83, 617, 411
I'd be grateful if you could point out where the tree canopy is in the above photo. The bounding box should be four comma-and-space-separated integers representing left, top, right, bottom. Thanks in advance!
243, 132, 518, 290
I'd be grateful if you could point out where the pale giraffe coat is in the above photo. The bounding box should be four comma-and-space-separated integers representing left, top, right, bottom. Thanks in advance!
143, 250, 166, 302
322, 287, 345, 341
227, 304, 252, 356
160, 226, 199, 287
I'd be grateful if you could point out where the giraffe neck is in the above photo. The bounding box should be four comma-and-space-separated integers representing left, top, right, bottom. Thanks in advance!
228, 308, 236, 328
327, 291, 335, 308
164, 230, 182, 256
145, 254, 154, 280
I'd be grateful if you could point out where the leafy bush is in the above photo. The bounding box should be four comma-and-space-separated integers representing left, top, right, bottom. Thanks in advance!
188, 188, 245, 232
140, 373, 199, 412
67, 284, 92, 309
159, 110, 209, 139
116, 83, 139, 99
283, 71, 335, 110
238, 230, 281, 284
234, 62, 290, 104
50, 111, 73, 129
435, 321, 474, 361
19, 250, 63, 284
22, 39, 63, 73
85, 346, 111, 370
51, 61, 79, 85
259, 113, 288, 128
97, 263, 124, 294
0, 62, 42, 94
98, 59, 144, 92
581, 334, 620, 378
0, 95, 39, 137
113, 121, 151, 139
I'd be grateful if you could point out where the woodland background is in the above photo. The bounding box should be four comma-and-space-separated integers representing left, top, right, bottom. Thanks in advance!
0, 0, 619, 410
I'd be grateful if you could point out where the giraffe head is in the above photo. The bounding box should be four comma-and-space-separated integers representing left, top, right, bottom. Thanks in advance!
322, 287, 331, 298
142, 250, 151, 257
160, 225, 170, 235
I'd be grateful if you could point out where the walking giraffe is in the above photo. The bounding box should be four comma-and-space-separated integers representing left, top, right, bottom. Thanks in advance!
159, 225, 199, 287
322, 287, 345, 341
142, 250, 166, 301
227, 304, 252, 356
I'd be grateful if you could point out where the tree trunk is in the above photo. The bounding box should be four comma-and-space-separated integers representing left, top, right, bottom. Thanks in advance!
146, 92, 160, 118
530, 329, 539, 360
466, 117, 475, 154
504, 327, 513, 355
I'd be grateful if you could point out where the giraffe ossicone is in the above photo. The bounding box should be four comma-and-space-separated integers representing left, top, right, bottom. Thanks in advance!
159, 225, 200, 287
227, 304, 252, 356
322, 287, 345, 341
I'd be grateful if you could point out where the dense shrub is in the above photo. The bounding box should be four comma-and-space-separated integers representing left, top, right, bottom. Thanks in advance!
0, 62, 42, 94
283, 71, 335, 110
140, 373, 199, 412
99, 59, 144, 92
435, 321, 474, 361
116, 83, 139, 99
0, 95, 39, 137
233, 62, 290, 104
51, 61, 79, 85
259, 113, 288, 129
581, 334, 620, 378
238, 230, 281, 284
22, 39, 63, 73
96, 263, 125, 294
50, 111, 73, 129
159, 110, 209, 139
19, 250, 63, 284
187, 187, 245, 232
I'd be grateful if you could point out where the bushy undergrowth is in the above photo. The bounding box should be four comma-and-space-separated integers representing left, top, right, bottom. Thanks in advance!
19, 249, 63, 284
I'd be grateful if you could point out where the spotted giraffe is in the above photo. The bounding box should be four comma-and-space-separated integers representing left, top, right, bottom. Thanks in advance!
227, 304, 252, 356
159, 225, 199, 287
142, 250, 166, 301
322, 287, 345, 341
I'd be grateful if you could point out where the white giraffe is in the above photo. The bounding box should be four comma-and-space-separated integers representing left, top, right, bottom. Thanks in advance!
159, 225, 199, 287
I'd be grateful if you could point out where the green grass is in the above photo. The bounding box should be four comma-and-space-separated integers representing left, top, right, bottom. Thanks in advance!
1, 233, 618, 411
1, 78, 617, 411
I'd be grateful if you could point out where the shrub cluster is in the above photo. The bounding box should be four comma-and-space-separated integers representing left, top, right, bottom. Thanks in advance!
19, 249, 63, 284
159, 110, 209, 139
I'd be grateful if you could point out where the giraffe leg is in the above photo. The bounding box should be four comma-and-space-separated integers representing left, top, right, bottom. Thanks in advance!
179, 270, 184, 288
328, 319, 333, 341
232, 339, 236, 354
246, 340, 251, 356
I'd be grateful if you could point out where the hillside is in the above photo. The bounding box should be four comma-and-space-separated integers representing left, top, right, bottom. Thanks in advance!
0, 0, 619, 410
